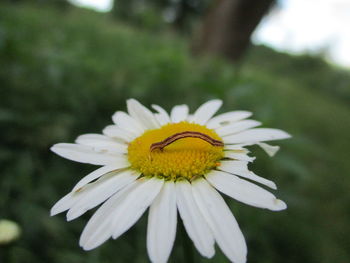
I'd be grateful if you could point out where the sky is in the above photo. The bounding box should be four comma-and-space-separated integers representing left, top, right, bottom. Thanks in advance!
70, 0, 350, 68
69, 0, 112, 11
253, 0, 350, 68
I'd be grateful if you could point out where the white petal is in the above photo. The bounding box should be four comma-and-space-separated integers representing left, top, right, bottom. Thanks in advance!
80, 182, 137, 250
52, 183, 104, 217
175, 180, 215, 258
206, 170, 287, 211
258, 142, 280, 157
224, 144, 250, 151
154, 114, 168, 127
218, 160, 277, 189
75, 134, 127, 154
216, 120, 261, 137
72, 162, 130, 192
80, 179, 161, 250
152, 104, 171, 125
186, 114, 194, 122
224, 152, 255, 162
67, 170, 138, 221
102, 125, 136, 142
111, 177, 164, 239
51, 143, 123, 165
192, 100, 222, 125
224, 128, 291, 144
147, 181, 177, 263
75, 133, 117, 146
112, 111, 145, 136
82, 217, 113, 250
127, 99, 160, 129
192, 179, 247, 263
206, 111, 252, 129
51, 192, 76, 216
170, 105, 189, 123
51, 169, 136, 217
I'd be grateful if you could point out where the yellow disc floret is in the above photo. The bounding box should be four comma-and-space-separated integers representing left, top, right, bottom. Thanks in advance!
128, 122, 224, 181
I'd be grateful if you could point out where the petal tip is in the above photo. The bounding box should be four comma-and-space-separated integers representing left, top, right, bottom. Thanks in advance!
50, 209, 58, 217
273, 199, 287, 211
66, 213, 75, 222
81, 245, 93, 251
50, 144, 60, 153
126, 98, 137, 103
203, 248, 216, 259
50, 203, 64, 216
270, 183, 278, 190
211, 99, 223, 106
284, 132, 292, 139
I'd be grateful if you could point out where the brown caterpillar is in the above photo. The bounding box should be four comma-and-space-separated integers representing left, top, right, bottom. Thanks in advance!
150, 131, 224, 152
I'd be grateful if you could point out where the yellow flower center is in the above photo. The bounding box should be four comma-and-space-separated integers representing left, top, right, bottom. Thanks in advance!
128, 122, 224, 181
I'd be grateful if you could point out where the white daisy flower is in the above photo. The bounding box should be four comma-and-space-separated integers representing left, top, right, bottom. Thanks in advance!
0, 219, 21, 245
51, 99, 291, 263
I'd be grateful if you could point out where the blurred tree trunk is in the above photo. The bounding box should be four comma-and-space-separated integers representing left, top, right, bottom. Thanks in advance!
192, 0, 275, 62
172, 0, 191, 31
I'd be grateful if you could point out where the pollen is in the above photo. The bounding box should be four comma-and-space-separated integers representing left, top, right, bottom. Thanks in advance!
128, 122, 224, 181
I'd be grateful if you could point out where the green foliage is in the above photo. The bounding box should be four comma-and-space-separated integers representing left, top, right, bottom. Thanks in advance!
245, 45, 350, 103
1, 3, 350, 263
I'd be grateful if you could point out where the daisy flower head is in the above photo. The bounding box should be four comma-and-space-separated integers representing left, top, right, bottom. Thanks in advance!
51, 99, 291, 263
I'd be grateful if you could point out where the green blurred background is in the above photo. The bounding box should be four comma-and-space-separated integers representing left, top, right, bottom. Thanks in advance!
1, 0, 350, 262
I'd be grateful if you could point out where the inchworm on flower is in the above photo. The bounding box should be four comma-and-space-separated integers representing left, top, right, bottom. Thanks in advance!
150, 131, 224, 152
